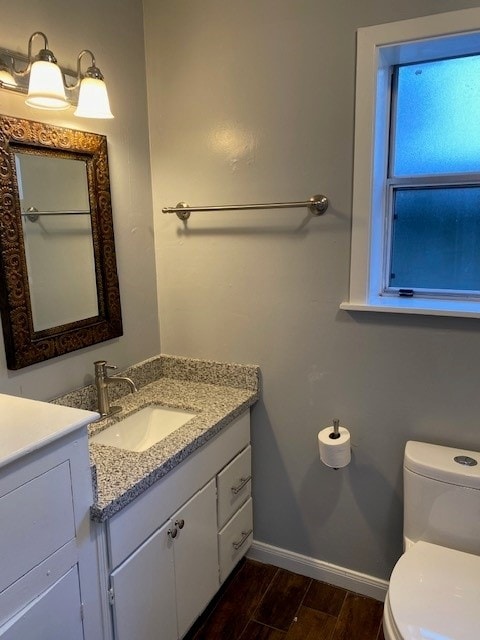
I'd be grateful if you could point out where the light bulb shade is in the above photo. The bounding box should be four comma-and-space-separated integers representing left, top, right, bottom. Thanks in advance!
74, 77, 114, 119
25, 60, 69, 110
0, 67, 16, 86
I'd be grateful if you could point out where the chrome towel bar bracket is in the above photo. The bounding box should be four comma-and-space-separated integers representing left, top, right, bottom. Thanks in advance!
162, 194, 329, 221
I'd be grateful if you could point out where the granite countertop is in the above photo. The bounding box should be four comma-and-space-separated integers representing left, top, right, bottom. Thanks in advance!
53, 355, 260, 522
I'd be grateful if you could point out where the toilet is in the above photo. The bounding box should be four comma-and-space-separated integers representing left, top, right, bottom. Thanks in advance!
383, 441, 480, 640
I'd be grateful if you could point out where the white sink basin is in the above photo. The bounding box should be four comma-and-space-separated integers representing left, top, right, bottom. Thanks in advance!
90, 405, 196, 452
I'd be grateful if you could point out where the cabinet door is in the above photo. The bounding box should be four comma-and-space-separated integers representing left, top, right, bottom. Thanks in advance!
0, 566, 83, 640
110, 521, 177, 640
174, 479, 219, 638
0, 460, 75, 594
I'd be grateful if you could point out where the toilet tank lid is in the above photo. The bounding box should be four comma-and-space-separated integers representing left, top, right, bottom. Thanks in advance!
405, 441, 480, 489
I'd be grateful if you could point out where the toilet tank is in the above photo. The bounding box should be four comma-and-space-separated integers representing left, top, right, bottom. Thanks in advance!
403, 441, 480, 555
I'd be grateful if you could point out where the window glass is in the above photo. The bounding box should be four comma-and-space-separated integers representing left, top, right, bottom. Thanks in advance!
393, 55, 480, 176
390, 186, 480, 291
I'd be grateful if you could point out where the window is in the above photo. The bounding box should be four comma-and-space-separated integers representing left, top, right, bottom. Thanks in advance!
342, 8, 480, 317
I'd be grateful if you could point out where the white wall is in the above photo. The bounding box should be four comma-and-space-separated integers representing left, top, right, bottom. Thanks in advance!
0, 0, 159, 399
144, 0, 480, 581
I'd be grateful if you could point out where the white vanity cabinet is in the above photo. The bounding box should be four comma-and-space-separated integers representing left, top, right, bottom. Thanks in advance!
0, 396, 101, 640
102, 410, 253, 640
110, 479, 218, 640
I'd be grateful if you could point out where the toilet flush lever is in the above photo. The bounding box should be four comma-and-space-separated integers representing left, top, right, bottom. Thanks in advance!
454, 455, 478, 467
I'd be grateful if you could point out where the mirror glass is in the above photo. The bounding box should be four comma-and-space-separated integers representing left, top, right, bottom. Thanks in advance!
16, 152, 99, 331
0, 115, 123, 369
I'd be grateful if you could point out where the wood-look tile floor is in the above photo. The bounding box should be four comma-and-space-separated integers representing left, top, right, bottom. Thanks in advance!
185, 559, 385, 640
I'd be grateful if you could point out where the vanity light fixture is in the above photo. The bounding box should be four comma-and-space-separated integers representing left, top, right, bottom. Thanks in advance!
73, 50, 113, 119
0, 31, 114, 119
24, 33, 69, 110
0, 58, 17, 86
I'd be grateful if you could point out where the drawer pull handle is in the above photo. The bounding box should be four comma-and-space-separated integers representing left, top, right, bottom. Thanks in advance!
232, 529, 253, 550
167, 527, 178, 539
231, 475, 251, 495
175, 519, 185, 529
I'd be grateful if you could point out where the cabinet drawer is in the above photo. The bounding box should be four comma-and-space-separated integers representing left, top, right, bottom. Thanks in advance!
0, 462, 75, 593
0, 566, 83, 640
218, 497, 253, 583
217, 445, 251, 529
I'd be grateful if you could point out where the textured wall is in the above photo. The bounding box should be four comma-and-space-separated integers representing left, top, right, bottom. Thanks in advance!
144, 0, 480, 580
0, 0, 159, 399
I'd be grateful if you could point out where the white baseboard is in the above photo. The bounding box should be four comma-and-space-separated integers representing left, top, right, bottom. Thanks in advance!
247, 540, 388, 602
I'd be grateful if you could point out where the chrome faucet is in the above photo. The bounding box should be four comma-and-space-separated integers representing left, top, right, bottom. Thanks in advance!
94, 360, 137, 418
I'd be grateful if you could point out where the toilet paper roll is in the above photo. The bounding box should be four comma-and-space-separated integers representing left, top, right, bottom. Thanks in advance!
318, 426, 351, 468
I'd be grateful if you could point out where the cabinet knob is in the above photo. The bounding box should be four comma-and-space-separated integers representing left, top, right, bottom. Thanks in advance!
167, 527, 178, 539
175, 519, 185, 529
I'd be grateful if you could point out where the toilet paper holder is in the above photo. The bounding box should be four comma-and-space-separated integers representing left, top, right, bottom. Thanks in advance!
318, 418, 351, 470
330, 418, 341, 440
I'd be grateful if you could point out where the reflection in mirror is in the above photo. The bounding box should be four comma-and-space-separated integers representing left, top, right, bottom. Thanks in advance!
0, 115, 123, 369
16, 152, 99, 331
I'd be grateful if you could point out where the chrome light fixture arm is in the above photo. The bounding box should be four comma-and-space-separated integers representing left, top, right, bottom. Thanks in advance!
68, 49, 103, 90
13, 32, 53, 76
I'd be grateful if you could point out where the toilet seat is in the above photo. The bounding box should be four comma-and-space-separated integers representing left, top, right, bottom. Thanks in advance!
387, 541, 480, 640
383, 593, 402, 640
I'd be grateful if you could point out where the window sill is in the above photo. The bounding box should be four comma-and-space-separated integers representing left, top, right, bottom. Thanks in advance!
340, 300, 480, 319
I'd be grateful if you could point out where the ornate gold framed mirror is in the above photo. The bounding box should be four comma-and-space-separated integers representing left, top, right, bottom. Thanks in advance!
0, 114, 122, 369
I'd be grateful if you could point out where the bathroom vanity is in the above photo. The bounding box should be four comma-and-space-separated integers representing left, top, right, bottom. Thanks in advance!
72, 355, 260, 640
0, 356, 259, 640
0, 395, 101, 640
101, 411, 252, 640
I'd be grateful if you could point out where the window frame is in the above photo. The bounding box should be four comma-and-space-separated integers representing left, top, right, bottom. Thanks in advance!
342, 8, 480, 318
